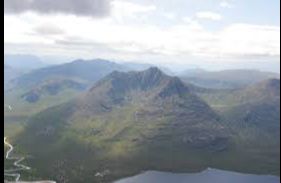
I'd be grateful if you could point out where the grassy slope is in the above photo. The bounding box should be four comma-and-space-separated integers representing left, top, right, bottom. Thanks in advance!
195, 81, 280, 176
4, 73, 280, 182
14, 111, 278, 180
11, 67, 230, 182
14, 100, 279, 183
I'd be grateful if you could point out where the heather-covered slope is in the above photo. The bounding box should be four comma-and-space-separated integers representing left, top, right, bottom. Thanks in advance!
8, 69, 280, 182
15, 68, 228, 182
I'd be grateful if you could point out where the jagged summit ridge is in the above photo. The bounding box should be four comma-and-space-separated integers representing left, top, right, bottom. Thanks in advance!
90, 67, 188, 98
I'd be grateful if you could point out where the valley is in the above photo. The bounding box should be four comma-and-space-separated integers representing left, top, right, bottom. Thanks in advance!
4, 137, 31, 182
4, 0, 280, 182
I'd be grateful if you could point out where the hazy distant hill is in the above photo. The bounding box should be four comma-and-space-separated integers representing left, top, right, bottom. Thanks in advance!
196, 79, 280, 174
4, 59, 126, 117
180, 69, 280, 89
4, 54, 47, 71
194, 78, 280, 177
4, 60, 169, 120
21, 78, 88, 103
4, 65, 22, 89
12, 59, 129, 89
197, 78, 280, 109
220, 79, 280, 134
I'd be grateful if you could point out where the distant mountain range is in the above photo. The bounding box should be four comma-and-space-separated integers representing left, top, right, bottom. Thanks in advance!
5, 58, 280, 117
4, 59, 168, 117
4, 65, 22, 89
180, 69, 280, 89
21, 78, 88, 103
6, 59, 175, 105
197, 78, 280, 132
12, 67, 280, 182
4, 57, 280, 182
4, 54, 48, 71
6, 57, 279, 91
10, 59, 125, 88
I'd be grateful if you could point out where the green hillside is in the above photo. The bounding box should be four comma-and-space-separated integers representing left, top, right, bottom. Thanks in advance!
5, 69, 280, 182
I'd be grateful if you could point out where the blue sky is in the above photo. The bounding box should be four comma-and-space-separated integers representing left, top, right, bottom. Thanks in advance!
233, 0, 280, 25
4, 0, 280, 72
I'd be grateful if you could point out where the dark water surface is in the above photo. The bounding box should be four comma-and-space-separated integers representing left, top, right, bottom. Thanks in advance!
115, 168, 280, 183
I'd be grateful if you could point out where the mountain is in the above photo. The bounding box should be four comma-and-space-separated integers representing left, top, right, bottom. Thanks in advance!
197, 78, 280, 109
21, 78, 88, 103
12, 59, 128, 89
180, 69, 280, 89
237, 78, 280, 102
122, 62, 174, 75
4, 54, 47, 71
195, 79, 280, 176
219, 79, 280, 132
4, 65, 22, 89
5, 59, 173, 118
120, 62, 153, 71
4, 59, 130, 115
7, 69, 280, 182
15, 67, 228, 182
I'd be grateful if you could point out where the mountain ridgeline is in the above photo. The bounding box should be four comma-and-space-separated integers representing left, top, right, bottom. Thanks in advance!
180, 69, 280, 89
4, 59, 131, 114
16, 67, 228, 182
11, 59, 127, 89
21, 78, 88, 103
9, 67, 280, 182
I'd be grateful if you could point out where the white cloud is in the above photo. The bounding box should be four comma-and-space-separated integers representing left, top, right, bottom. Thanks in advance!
195, 11, 222, 21
4, 8, 280, 64
182, 17, 202, 29
216, 24, 280, 57
182, 17, 193, 24
163, 12, 176, 20
4, 15, 53, 44
111, 0, 156, 22
220, 1, 233, 8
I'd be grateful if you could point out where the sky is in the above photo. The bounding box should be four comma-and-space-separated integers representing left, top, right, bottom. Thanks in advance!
4, 0, 281, 72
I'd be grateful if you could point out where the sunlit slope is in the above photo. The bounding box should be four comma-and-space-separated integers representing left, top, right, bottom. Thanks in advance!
15, 68, 229, 182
